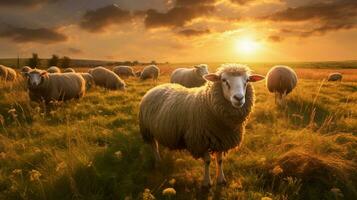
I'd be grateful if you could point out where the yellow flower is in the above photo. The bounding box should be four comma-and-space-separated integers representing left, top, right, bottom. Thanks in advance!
272, 165, 283, 175
261, 197, 272, 200
162, 188, 176, 196
143, 188, 155, 200
29, 169, 42, 181
168, 178, 176, 186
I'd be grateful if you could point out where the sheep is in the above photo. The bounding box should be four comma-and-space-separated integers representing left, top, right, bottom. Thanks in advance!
25, 69, 85, 104
63, 68, 75, 73
139, 63, 265, 187
47, 66, 61, 73
88, 66, 125, 90
170, 64, 209, 88
266, 65, 297, 105
0, 65, 17, 81
78, 72, 95, 90
21, 66, 32, 73
135, 71, 142, 77
113, 66, 135, 77
140, 65, 160, 81
327, 72, 342, 81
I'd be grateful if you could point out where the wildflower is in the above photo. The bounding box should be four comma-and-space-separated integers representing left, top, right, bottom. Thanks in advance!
261, 197, 272, 200
143, 188, 155, 200
114, 151, 123, 160
168, 178, 176, 186
0, 152, 6, 159
12, 169, 22, 175
56, 162, 67, 172
8, 108, 18, 119
272, 165, 283, 175
162, 187, 176, 196
29, 169, 42, 181
87, 161, 93, 167
229, 179, 243, 190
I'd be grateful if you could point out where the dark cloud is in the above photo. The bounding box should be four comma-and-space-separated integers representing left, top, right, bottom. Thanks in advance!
0, 0, 60, 7
145, 6, 214, 28
0, 25, 67, 43
268, 35, 283, 42
80, 4, 133, 32
266, 0, 357, 37
230, 0, 257, 5
177, 28, 210, 37
176, 0, 217, 6
67, 47, 82, 54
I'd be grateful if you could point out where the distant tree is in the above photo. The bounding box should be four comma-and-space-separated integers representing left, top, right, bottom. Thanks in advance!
61, 56, 71, 68
27, 53, 40, 68
151, 60, 156, 65
48, 54, 59, 67
133, 60, 139, 65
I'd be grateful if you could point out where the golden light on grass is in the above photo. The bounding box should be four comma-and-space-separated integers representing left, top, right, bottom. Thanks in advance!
235, 38, 261, 55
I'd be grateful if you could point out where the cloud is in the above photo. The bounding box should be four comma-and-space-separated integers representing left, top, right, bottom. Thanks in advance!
177, 28, 211, 37
0, 25, 67, 43
145, 6, 214, 28
266, 0, 357, 36
67, 47, 82, 54
230, 0, 257, 5
79, 4, 133, 33
175, 0, 217, 6
0, 0, 60, 7
268, 35, 282, 42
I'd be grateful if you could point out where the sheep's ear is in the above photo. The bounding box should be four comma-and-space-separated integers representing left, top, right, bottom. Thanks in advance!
40, 71, 48, 77
248, 74, 265, 82
204, 73, 220, 82
194, 66, 199, 69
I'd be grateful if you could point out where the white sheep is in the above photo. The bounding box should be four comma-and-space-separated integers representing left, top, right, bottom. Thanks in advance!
139, 63, 264, 187
63, 68, 76, 73
47, 66, 61, 73
88, 66, 125, 90
0, 65, 17, 81
327, 72, 342, 81
113, 66, 135, 77
170, 64, 209, 88
140, 65, 160, 81
266, 65, 297, 104
25, 69, 85, 104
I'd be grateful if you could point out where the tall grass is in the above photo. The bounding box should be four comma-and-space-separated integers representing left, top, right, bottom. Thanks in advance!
0, 67, 356, 200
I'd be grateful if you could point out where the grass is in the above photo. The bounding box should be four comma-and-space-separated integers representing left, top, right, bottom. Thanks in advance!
0, 65, 356, 200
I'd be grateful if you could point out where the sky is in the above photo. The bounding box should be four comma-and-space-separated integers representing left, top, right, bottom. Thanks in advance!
0, 0, 356, 62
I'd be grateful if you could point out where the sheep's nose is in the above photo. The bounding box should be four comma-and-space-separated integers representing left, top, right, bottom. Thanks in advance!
233, 95, 244, 101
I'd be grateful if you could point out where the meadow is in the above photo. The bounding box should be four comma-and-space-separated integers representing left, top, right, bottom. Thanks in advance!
0, 64, 356, 200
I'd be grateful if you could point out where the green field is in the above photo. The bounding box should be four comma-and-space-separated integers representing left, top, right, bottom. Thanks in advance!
0, 66, 356, 200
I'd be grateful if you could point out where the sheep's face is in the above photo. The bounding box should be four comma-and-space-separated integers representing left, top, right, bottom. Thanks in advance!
194, 65, 209, 77
26, 71, 47, 88
204, 72, 265, 108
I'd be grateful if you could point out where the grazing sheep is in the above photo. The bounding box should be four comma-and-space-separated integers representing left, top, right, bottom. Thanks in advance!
140, 65, 160, 81
78, 72, 94, 90
170, 64, 209, 88
266, 65, 297, 104
63, 68, 75, 73
328, 72, 342, 81
139, 63, 265, 187
25, 69, 85, 103
21, 66, 32, 73
47, 66, 61, 73
0, 65, 17, 81
135, 71, 142, 77
88, 66, 125, 90
113, 66, 135, 77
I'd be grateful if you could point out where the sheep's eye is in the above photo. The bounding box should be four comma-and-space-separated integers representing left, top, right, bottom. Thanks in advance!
222, 78, 226, 82
225, 81, 230, 89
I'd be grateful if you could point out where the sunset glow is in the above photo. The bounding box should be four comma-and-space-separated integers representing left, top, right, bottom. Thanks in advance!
235, 38, 261, 55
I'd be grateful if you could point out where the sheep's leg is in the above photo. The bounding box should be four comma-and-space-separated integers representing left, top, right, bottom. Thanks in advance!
202, 152, 212, 187
151, 140, 161, 163
215, 152, 227, 185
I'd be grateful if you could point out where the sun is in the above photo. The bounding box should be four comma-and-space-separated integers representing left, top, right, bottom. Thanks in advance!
235, 38, 260, 54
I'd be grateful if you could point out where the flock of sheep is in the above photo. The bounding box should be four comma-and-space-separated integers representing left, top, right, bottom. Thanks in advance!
0, 63, 345, 187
